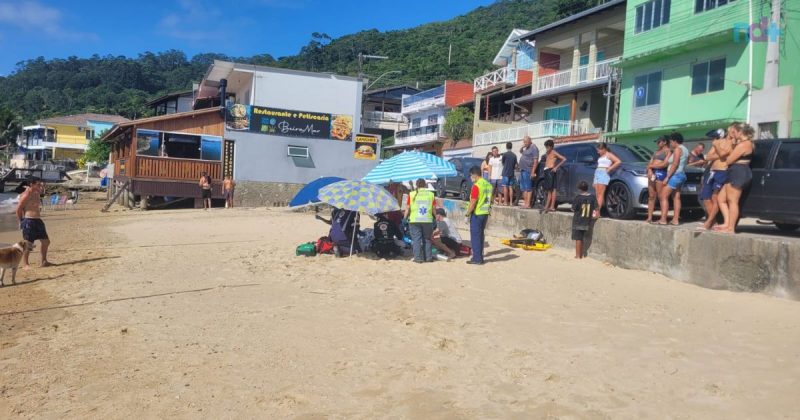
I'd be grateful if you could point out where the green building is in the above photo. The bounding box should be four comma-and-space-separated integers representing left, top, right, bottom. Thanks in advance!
611, 0, 798, 146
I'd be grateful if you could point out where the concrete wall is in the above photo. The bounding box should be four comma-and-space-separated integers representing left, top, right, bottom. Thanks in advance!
234, 181, 304, 208
439, 199, 800, 300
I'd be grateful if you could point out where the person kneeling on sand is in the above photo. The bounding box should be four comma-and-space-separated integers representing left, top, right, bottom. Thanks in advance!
431, 208, 461, 259
571, 180, 598, 259
372, 213, 404, 259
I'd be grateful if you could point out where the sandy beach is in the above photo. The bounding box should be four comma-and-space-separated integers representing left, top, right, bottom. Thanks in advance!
1, 195, 799, 419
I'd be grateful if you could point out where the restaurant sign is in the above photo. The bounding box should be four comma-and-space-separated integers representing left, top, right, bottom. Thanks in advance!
353, 133, 379, 160
226, 104, 353, 141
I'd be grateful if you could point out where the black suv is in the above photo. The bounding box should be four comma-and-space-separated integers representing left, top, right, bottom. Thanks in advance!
435, 157, 484, 200
741, 138, 800, 231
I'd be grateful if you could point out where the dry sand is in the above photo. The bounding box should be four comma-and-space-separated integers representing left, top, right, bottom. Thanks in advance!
1, 195, 799, 419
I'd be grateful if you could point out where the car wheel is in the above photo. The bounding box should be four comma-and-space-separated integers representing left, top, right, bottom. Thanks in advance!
775, 223, 800, 232
435, 180, 446, 198
605, 182, 636, 220
459, 181, 469, 201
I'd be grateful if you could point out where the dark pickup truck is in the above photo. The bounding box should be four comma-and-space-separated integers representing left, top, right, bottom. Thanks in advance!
741, 138, 800, 231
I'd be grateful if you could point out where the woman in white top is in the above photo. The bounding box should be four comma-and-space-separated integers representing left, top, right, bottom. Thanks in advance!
593, 143, 621, 217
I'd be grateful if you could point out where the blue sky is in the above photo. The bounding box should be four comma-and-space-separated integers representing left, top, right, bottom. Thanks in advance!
0, 0, 495, 75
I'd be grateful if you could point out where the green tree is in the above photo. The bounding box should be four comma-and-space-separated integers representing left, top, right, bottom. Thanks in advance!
83, 130, 111, 164
443, 107, 473, 146
0, 105, 22, 147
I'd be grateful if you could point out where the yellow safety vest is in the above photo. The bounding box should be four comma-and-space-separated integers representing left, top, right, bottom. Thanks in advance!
474, 177, 492, 216
409, 189, 435, 223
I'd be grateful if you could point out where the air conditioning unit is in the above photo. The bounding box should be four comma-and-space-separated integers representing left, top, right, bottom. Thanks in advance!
287, 146, 309, 159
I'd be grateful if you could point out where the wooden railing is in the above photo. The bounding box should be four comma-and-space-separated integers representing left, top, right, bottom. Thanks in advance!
134, 156, 222, 181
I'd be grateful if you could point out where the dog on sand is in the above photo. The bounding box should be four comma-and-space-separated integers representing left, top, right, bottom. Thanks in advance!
0, 241, 34, 286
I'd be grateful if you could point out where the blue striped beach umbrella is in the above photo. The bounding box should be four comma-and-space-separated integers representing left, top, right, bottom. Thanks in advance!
318, 180, 400, 215
362, 151, 457, 185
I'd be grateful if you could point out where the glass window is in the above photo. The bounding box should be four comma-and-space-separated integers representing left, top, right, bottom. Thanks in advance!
643, 2, 653, 31
635, 6, 643, 33
636, 71, 662, 107
556, 145, 580, 163
750, 141, 774, 169
697, 0, 735, 13
758, 122, 778, 139
576, 145, 599, 163
635, 0, 670, 34
691, 62, 709, 95
708, 59, 726, 91
692, 58, 726, 94
411, 118, 421, 128
647, 72, 662, 105
136, 129, 160, 157
427, 114, 438, 125
774, 142, 800, 170
201, 136, 222, 161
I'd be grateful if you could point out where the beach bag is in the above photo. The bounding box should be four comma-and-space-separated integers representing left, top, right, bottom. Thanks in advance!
315, 236, 335, 255
296, 242, 317, 257
458, 243, 472, 256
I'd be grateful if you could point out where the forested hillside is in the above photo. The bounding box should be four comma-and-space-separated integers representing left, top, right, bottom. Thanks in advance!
0, 0, 597, 123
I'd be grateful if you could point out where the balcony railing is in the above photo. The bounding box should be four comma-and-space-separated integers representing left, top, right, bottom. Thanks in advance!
474, 120, 593, 146
396, 124, 442, 139
535, 57, 618, 93
401, 86, 445, 112
474, 67, 518, 92
364, 111, 407, 123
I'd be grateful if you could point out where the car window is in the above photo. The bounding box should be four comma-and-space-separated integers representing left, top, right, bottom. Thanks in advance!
452, 159, 462, 171
750, 141, 773, 169
556, 145, 580, 163
608, 144, 649, 162
462, 158, 481, 174
576, 145, 599, 163
774, 142, 800, 170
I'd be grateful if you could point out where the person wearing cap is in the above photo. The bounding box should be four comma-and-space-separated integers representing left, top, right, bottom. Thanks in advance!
699, 126, 734, 231
432, 208, 462, 259
658, 132, 689, 225
645, 136, 671, 223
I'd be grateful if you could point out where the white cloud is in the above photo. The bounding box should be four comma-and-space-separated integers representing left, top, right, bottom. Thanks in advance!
158, 0, 223, 41
0, 1, 97, 41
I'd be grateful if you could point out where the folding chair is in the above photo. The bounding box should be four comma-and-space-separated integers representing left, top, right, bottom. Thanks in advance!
57, 195, 68, 211
48, 194, 59, 211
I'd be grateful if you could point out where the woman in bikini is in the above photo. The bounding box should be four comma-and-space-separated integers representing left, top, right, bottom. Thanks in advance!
699, 126, 735, 231
593, 143, 621, 218
645, 136, 670, 223
715, 123, 755, 234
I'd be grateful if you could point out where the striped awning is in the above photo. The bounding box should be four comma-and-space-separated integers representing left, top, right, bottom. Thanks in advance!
362, 151, 457, 184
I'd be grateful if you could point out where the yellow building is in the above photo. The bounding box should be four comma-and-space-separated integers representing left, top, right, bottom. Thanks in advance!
36, 113, 130, 160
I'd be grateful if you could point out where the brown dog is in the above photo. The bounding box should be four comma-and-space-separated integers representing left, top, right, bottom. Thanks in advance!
0, 241, 34, 286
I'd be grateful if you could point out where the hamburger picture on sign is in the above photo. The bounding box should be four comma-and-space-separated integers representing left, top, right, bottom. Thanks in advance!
354, 134, 379, 160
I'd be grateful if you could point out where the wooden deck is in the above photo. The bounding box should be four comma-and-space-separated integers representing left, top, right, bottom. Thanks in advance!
135, 156, 222, 181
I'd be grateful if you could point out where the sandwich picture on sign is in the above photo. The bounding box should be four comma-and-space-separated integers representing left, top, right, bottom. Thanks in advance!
226, 104, 250, 130
354, 134, 378, 160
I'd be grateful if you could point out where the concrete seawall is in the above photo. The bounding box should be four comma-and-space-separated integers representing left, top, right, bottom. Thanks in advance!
439, 199, 800, 300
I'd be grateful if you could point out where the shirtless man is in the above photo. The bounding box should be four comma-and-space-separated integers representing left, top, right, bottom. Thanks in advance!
541, 140, 566, 213
15, 178, 51, 268
223, 176, 235, 208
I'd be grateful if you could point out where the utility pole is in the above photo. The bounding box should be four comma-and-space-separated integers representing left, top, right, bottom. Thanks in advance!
763, 0, 781, 89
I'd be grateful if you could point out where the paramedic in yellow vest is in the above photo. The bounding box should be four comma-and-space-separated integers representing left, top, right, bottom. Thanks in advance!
466, 166, 492, 265
404, 178, 438, 263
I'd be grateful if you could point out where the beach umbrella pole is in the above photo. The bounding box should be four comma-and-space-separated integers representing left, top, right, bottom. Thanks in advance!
350, 213, 359, 256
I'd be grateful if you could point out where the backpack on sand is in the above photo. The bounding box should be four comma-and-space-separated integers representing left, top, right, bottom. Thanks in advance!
315, 236, 336, 255
296, 242, 317, 257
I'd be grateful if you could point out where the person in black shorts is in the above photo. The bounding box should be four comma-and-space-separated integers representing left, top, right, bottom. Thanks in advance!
15, 178, 52, 267
500, 142, 518, 206
541, 140, 566, 213
571, 180, 597, 259
199, 172, 212, 210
